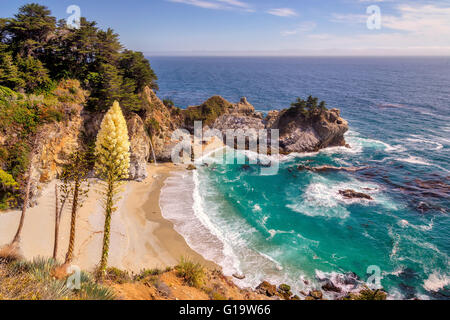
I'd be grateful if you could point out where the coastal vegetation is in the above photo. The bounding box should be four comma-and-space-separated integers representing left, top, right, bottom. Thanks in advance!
94, 101, 130, 276
184, 95, 233, 129
0, 257, 115, 300
56, 150, 91, 263
0, 3, 158, 112
289, 95, 328, 119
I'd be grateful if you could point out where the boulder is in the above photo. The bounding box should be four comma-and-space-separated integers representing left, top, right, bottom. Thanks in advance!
309, 290, 323, 300
256, 281, 277, 297
339, 189, 373, 200
321, 280, 342, 293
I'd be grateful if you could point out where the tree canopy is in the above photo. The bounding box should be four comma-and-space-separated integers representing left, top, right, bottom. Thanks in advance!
290, 95, 328, 118
0, 3, 158, 112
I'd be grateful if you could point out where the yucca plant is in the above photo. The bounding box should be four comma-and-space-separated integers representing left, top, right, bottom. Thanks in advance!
94, 101, 130, 277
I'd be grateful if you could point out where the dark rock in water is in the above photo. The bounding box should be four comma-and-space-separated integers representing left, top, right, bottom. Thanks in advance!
186, 164, 197, 171
277, 284, 293, 299
256, 281, 277, 297
339, 189, 373, 200
322, 280, 342, 293
399, 283, 417, 300
291, 295, 301, 300
298, 165, 368, 173
341, 272, 360, 286
396, 268, 419, 282
232, 273, 245, 280
241, 164, 251, 171
278, 284, 291, 292
309, 290, 323, 300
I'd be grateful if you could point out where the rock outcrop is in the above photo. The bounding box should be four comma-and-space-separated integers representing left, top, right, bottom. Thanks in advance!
141, 87, 184, 162
208, 96, 349, 154
270, 107, 348, 153
127, 114, 150, 181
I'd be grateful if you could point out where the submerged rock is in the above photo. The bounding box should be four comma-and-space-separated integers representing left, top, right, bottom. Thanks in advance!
322, 280, 342, 293
339, 189, 373, 200
232, 273, 245, 280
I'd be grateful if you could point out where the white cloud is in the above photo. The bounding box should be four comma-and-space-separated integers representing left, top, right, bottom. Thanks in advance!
324, 3, 450, 54
168, 0, 252, 11
267, 8, 298, 17
383, 4, 450, 34
281, 22, 317, 36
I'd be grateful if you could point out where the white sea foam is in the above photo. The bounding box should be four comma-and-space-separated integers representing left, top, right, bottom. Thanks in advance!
394, 155, 431, 166
405, 136, 443, 151
423, 271, 450, 292
398, 218, 434, 232
287, 176, 395, 219
160, 170, 241, 276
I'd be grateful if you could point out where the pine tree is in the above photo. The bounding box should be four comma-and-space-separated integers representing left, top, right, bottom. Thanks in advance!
94, 101, 130, 277
0, 53, 25, 89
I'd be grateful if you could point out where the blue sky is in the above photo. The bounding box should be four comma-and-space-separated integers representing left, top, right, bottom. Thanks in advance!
2, 0, 450, 55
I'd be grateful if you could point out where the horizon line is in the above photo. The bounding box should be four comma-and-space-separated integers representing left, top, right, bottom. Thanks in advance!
145, 54, 450, 58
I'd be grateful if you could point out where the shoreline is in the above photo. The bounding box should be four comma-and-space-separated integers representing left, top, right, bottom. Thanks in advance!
0, 163, 217, 273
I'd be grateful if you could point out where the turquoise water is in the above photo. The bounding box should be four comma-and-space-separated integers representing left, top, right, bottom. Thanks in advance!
153, 57, 450, 299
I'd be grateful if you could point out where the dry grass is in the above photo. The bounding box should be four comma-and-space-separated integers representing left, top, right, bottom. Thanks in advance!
0, 243, 24, 263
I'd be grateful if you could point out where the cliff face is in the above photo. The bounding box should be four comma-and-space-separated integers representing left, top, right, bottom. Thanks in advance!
141, 87, 184, 162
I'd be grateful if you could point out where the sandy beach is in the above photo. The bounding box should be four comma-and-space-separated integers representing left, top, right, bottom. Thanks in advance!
0, 163, 215, 273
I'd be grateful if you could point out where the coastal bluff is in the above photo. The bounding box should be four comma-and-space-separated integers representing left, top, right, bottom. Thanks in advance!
0, 84, 349, 205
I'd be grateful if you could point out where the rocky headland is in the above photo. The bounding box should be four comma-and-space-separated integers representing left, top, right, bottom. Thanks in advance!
1, 82, 349, 205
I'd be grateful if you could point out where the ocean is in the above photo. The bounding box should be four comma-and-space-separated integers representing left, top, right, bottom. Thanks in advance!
153, 57, 450, 299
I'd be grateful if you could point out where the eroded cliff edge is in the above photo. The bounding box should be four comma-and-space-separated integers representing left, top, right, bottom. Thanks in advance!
0, 83, 348, 206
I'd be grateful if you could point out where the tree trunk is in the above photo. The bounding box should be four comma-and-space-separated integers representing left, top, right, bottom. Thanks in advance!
11, 162, 33, 245
11, 134, 39, 246
53, 185, 59, 260
65, 179, 80, 264
98, 179, 114, 277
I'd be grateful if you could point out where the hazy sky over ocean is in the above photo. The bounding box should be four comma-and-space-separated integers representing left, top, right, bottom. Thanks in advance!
2, 0, 450, 55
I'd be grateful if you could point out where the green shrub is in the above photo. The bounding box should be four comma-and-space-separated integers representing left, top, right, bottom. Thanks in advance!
135, 268, 163, 281
344, 287, 387, 300
163, 98, 174, 107
104, 267, 131, 284
279, 284, 291, 292
79, 281, 116, 300
184, 96, 232, 128
175, 257, 205, 288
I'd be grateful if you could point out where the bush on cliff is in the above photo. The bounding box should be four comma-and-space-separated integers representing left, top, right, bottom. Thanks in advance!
175, 257, 205, 288
0, 81, 82, 210
184, 96, 232, 129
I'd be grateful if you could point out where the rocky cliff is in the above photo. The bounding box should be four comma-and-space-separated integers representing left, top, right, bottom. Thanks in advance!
1, 82, 349, 207
207, 96, 349, 153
